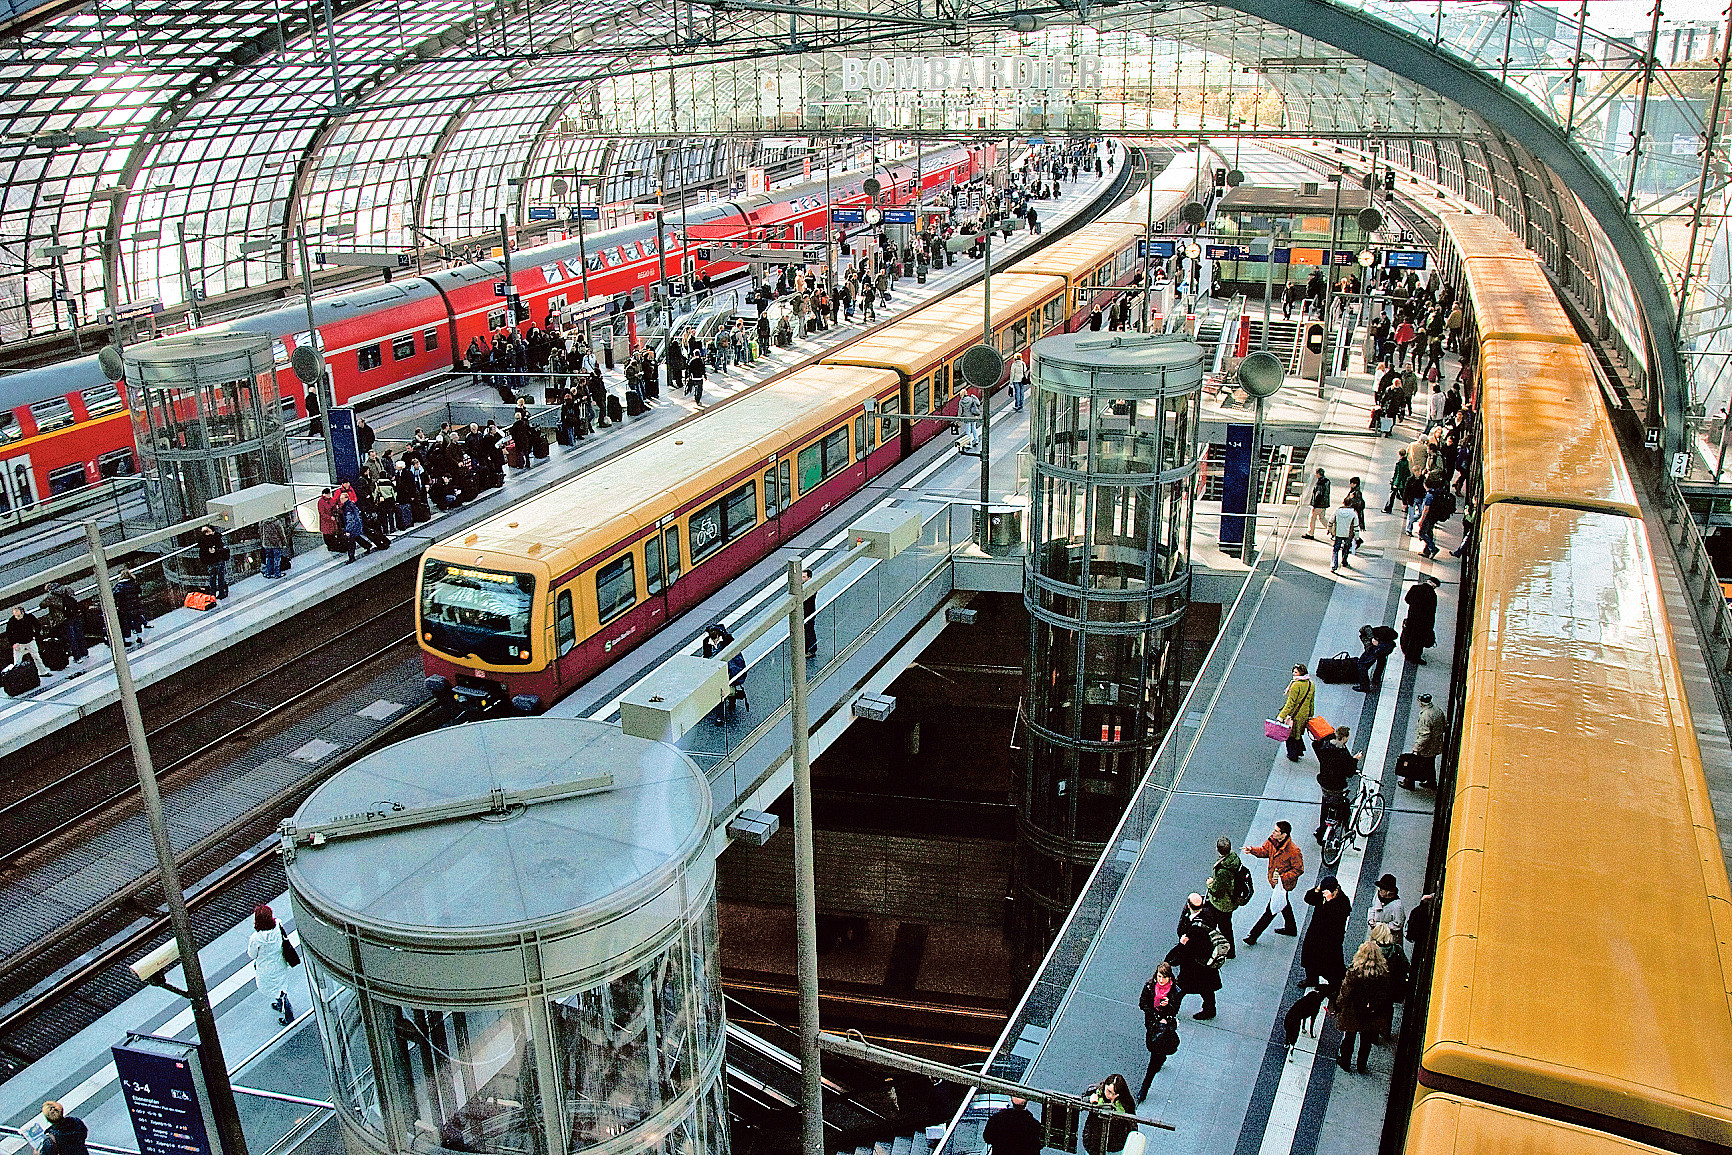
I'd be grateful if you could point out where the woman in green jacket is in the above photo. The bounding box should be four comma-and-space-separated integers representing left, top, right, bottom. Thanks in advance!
1277, 664, 1316, 763
1384, 449, 1412, 515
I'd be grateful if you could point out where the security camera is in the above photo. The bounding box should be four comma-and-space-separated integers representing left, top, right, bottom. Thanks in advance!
130, 939, 182, 985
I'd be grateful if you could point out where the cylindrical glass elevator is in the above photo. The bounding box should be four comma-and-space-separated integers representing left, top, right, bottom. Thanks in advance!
1016, 332, 1203, 957
285, 718, 727, 1155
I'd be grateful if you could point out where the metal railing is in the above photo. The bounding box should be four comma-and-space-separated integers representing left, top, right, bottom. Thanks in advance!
1661, 478, 1732, 676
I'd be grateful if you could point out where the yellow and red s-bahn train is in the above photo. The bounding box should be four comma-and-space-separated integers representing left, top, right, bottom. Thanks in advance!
1403, 212, 1732, 1154
416, 148, 1217, 710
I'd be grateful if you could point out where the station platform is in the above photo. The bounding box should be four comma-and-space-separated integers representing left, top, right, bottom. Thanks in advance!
0, 159, 1123, 766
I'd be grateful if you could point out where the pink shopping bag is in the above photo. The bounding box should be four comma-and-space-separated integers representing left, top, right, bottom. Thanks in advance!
1264, 718, 1292, 741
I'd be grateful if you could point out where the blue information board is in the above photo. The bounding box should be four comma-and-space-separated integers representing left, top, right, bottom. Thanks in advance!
112, 1036, 217, 1155
1218, 422, 1254, 547
328, 406, 362, 484
1139, 239, 1177, 259
1205, 243, 1255, 261
881, 208, 916, 224
829, 208, 865, 224
526, 206, 557, 222
1384, 249, 1429, 270
570, 207, 599, 221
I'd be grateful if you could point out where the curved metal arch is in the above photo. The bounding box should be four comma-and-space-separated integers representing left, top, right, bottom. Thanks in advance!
1215, 0, 1685, 450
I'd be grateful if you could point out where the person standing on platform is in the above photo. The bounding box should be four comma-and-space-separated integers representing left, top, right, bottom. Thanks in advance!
1313, 725, 1359, 839
1330, 493, 1359, 573
1300, 876, 1352, 991
39, 1103, 87, 1155
1302, 468, 1331, 539
1136, 962, 1181, 1098
7, 606, 40, 669
1012, 357, 1029, 412
1275, 664, 1315, 763
1384, 449, 1411, 516
1401, 574, 1441, 665
1368, 873, 1406, 939
1205, 836, 1247, 954
114, 567, 146, 645
1399, 693, 1446, 790
247, 904, 298, 1026
197, 525, 230, 600
982, 1097, 1043, 1155
1171, 893, 1225, 1020
1081, 1075, 1135, 1155
1333, 940, 1392, 1074
260, 516, 289, 580
1242, 821, 1304, 943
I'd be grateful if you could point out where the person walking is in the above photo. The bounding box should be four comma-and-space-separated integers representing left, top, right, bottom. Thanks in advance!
7, 605, 40, 669
1303, 468, 1331, 539
1011, 357, 1029, 413
1205, 836, 1247, 953
1400, 574, 1440, 664
39, 1103, 87, 1155
197, 525, 231, 600
1300, 876, 1353, 991
340, 496, 375, 562
1399, 692, 1446, 790
1333, 940, 1393, 1074
1136, 962, 1181, 1098
982, 1097, 1043, 1155
1329, 494, 1359, 573
247, 904, 298, 1026
1081, 1075, 1135, 1155
1275, 664, 1316, 763
1171, 892, 1226, 1020
1242, 820, 1305, 943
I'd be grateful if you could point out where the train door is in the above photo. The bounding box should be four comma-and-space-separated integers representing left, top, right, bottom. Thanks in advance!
0, 454, 37, 515
646, 523, 677, 613
763, 457, 791, 542
899, 374, 915, 457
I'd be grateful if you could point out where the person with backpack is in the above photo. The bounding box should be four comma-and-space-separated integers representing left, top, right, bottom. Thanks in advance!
1205, 836, 1251, 957
1416, 482, 1455, 559
1241, 820, 1305, 943
40, 583, 88, 666
1170, 892, 1227, 1020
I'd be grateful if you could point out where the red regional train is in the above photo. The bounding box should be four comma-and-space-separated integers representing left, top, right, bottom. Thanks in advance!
0, 146, 986, 514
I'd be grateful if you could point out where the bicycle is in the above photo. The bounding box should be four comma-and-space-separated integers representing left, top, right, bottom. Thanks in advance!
1320, 777, 1387, 867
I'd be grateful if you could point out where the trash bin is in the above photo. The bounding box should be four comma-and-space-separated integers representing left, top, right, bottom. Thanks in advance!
986, 504, 1023, 553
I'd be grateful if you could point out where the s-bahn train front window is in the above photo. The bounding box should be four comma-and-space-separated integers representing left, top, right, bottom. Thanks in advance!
421, 559, 536, 665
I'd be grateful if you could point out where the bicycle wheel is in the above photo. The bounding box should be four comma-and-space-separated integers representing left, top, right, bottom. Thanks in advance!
1321, 823, 1345, 867
1355, 787, 1387, 838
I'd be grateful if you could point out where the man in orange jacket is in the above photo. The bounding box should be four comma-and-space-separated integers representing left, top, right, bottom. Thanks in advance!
1242, 820, 1306, 943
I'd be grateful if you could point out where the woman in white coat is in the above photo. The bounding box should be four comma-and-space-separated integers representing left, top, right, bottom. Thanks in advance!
247, 904, 297, 1025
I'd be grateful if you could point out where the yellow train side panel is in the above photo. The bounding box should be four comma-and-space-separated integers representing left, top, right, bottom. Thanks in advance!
1479, 338, 1639, 518
822, 273, 1064, 377
1426, 504, 1732, 1149
1005, 224, 1142, 286
1406, 1095, 1669, 1154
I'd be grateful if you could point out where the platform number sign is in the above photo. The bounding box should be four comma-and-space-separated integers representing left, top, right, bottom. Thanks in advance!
1672, 452, 1690, 480
112, 1036, 217, 1155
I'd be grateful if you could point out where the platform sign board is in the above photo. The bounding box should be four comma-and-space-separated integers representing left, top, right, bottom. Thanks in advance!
830, 208, 866, 224
1205, 243, 1255, 261
112, 1035, 218, 1155
881, 208, 916, 224
570, 207, 599, 221
1218, 422, 1253, 547
328, 406, 363, 484
1384, 250, 1429, 270
1139, 239, 1176, 259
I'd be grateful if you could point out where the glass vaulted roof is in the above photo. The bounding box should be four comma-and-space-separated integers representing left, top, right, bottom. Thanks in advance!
0, 0, 1724, 444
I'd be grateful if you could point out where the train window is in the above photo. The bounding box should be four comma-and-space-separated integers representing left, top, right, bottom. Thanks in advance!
934, 363, 950, 405
29, 398, 75, 434
595, 553, 638, 623
664, 526, 681, 584
1012, 317, 1029, 351
0, 413, 19, 444
556, 590, 576, 655
724, 482, 757, 540
97, 449, 135, 478
1045, 297, 1065, 330
764, 465, 780, 517
47, 463, 88, 496
420, 561, 536, 665
645, 532, 664, 596
487, 309, 507, 330
423, 328, 439, 351
80, 386, 125, 420
358, 344, 383, 371
854, 416, 868, 461
880, 412, 895, 446
797, 427, 850, 494
689, 481, 757, 563
391, 335, 416, 361
914, 376, 931, 416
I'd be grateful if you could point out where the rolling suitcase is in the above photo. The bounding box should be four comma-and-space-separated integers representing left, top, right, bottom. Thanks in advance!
4, 657, 39, 696
1315, 651, 1358, 684
39, 635, 69, 671
626, 390, 645, 417
606, 395, 623, 424
556, 424, 573, 447
532, 431, 549, 460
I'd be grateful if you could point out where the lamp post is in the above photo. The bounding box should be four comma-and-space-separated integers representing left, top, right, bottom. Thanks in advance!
1357, 248, 1376, 372
292, 226, 341, 486
1317, 172, 1343, 398
83, 519, 250, 1155
1185, 241, 1202, 329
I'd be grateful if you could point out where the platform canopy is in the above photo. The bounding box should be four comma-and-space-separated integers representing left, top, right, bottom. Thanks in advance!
0, 0, 1725, 450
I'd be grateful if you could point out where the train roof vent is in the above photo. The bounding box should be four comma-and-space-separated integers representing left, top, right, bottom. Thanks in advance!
528, 543, 542, 555
465, 533, 478, 545
346, 286, 407, 308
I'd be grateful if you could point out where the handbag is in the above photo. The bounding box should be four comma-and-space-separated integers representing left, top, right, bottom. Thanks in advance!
1307, 716, 1335, 742
184, 592, 217, 612
281, 937, 301, 968
1264, 718, 1292, 741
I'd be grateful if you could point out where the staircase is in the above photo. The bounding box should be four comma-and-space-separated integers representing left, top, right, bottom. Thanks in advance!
1237, 316, 1304, 372
839, 1127, 947, 1155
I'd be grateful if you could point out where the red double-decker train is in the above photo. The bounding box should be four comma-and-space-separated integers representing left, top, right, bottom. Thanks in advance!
0, 146, 986, 514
